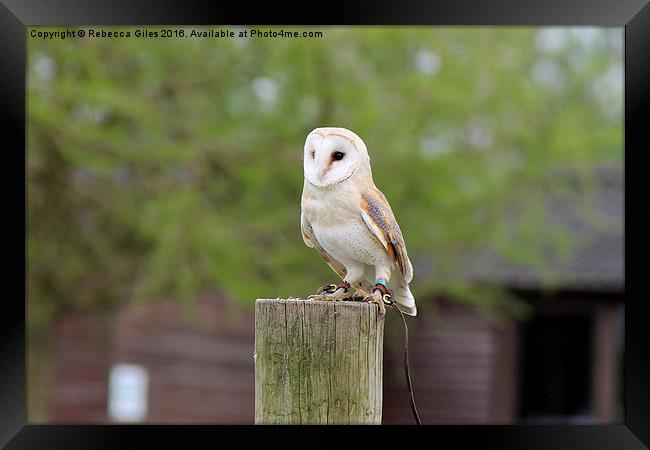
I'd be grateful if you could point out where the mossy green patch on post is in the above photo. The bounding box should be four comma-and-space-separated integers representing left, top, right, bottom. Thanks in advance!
255, 298, 384, 424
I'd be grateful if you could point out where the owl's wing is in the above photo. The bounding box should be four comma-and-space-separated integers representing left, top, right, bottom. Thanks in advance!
301, 213, 347, 279
360, 187, 413, 283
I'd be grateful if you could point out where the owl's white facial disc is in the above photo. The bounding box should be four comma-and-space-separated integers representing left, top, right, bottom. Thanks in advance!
304, 133, 359, 188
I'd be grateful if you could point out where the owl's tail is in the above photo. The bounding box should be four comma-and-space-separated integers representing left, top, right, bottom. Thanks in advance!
394, 284, 417, 316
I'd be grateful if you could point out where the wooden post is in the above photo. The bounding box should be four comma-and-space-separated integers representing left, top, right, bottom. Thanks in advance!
254, 298, 384, 424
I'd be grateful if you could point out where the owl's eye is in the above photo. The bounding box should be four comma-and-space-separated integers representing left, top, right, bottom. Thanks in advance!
332, 151, 345, 161
311, 150, 315, 159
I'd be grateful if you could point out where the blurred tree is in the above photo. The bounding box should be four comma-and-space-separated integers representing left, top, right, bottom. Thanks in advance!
27, 26, 622, 415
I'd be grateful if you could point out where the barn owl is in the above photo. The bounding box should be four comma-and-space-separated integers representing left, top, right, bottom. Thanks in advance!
300, 127, 416, 317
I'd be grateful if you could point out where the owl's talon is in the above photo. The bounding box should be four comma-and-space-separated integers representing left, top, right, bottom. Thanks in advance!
316, 284, 338, 295
309, 281, 351, 301
362, 291, 386, 318
362, 283, 393, 318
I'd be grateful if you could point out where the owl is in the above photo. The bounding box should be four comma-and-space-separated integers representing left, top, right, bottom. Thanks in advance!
300, 127, 416, 317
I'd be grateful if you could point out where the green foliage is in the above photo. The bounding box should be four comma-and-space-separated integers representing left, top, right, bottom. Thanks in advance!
27, 26, 623, 332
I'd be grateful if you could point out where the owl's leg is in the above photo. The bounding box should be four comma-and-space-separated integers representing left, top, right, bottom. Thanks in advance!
344, 265, 369, 301
308, 281, 351, 301
363, 267, 393, 318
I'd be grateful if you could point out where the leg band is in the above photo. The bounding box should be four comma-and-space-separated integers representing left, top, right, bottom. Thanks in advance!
336, 281, 351, 290
373, 282, 389, 296
373, 282, 393, 305
374, 278, 388, 287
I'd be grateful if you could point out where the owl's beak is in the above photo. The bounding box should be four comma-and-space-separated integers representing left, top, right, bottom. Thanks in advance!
319, 168, 328, 181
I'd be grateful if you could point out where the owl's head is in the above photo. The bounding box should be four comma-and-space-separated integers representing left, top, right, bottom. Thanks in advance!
303, 127, 371, 188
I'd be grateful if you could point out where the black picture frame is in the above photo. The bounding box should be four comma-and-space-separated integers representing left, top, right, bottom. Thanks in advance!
2, 1, 648, 448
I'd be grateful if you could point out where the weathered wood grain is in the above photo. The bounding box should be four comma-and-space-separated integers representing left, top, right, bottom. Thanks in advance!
254, 298, 384, 424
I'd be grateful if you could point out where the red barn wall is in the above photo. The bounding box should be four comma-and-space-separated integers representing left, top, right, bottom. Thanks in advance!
382, 301, 516, 424
49, 296, 515, 424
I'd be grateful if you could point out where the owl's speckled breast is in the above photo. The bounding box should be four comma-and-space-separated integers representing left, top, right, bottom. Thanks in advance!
310, 219, 390, 268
